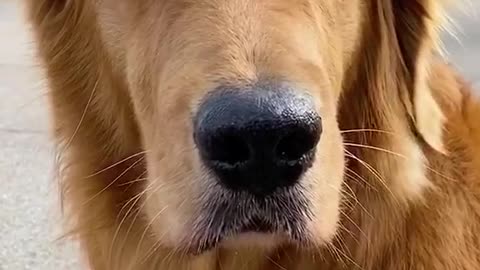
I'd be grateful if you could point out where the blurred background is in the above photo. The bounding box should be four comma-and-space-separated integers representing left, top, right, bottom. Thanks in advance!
0, 1, 478, 269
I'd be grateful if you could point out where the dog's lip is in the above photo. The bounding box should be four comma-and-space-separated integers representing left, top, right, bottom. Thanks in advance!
182, 186, 311, 255
183, 218, 307, 256
185, 231, 280, 256
185, 221, 277, 255
240, 216, 276, 233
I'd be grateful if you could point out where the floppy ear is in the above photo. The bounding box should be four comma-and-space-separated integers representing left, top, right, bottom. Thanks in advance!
391, 0, 450, 153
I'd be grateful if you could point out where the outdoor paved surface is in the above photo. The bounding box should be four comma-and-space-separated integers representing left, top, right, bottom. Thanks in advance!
0, 1, 81, 269
0, 1, 478, 269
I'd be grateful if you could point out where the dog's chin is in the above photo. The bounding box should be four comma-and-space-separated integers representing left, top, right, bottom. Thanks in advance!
184, 230, 298, 256
219, 232, 286, 250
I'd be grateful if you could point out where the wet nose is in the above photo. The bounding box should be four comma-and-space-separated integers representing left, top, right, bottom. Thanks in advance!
194, 84, 322, 196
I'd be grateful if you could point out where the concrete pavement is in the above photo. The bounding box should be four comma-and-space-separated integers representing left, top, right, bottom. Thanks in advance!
0, 1, 478, 269
0, 1, 81, 270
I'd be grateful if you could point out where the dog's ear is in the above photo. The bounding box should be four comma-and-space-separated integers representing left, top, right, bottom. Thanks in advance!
391, 0, 451, 153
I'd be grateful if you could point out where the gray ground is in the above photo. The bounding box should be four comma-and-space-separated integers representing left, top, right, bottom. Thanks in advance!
0, 1, 478, 269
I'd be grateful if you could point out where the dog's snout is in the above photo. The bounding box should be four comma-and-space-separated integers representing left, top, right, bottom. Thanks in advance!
194, 84, 322, 196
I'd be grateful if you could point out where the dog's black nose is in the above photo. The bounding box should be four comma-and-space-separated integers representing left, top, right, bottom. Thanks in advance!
194, 84, 322, 196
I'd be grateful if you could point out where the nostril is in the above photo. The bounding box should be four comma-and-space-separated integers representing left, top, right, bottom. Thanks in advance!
203, 131, 250, 167
276, 131, 312, 162
275, 120, 322, 163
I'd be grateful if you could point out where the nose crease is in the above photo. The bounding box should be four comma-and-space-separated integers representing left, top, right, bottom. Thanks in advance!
194, 83, 322, 196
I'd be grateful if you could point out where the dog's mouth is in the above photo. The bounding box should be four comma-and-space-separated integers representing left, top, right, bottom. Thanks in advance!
180, 187, 312, 255
188, 220, 289, 255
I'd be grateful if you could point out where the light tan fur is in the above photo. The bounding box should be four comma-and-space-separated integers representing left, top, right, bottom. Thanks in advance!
24, 0, 480, 269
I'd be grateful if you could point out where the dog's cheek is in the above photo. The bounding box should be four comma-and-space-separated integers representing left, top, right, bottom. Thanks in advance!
304, 116, 345, 244
143, 153, 201, 247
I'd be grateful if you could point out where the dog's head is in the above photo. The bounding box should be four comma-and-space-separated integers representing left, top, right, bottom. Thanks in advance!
92, 0, 449, 254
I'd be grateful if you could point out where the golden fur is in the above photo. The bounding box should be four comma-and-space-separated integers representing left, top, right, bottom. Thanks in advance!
24, 0, 480, 269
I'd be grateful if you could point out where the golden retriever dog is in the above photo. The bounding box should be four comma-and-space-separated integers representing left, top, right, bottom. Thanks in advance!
25, 0, 480, 269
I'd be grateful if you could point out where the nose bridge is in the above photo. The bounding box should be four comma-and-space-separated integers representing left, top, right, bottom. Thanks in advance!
199, 1, 280, 82
171, 0, 314, 89
216, 31, 262, 81
205, 9, 315, 89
